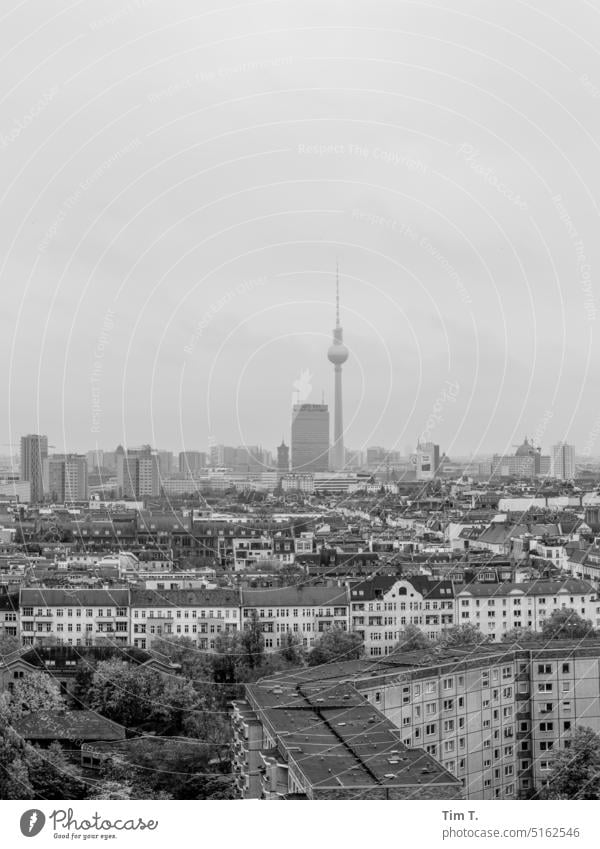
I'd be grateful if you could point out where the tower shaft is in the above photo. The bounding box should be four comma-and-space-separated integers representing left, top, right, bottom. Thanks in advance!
332, 365, 344, 469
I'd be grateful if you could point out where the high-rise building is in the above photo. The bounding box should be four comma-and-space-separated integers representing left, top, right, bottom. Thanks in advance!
209, 444, 236, 468
291, 404, 330, 473
20, 434, 48, 503
156, 450, 174, 477
118, 446, 159, 499
551, 442, 576, 480
44, 454, 88, 502
327, 267, 349, 470
178, 451, 207, 476
411, 441, 441, 481
86, 449, 104, 470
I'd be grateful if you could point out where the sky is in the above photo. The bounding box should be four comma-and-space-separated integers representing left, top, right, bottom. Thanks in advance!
2, 0, 600, 459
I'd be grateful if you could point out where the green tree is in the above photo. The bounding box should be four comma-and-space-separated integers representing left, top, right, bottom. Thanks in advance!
392, 624, 432, 653
543, 726, 600, 799
542, 609, 595, 640
307, 628, 363, 666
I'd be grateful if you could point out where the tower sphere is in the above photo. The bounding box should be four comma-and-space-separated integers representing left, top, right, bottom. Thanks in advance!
328, 343, 349, 364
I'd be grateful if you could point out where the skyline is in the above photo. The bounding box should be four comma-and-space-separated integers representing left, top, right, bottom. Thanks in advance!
2, 2, 600, 457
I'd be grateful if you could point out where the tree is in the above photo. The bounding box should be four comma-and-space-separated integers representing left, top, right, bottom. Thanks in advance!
542, 609, 595, 640
87, 660, 168, 728
307, 628, 363, 667
501, 627, 537, 643
543, 726, 600, 799
25, 742, 86, 800
9, 672, 64, 720
280, 632, 306, 667
241, 611, 264, 669
392, 624, 432, 653
152, 636, 214, 682
0, 634, 20, 659
433, 624, 492, 654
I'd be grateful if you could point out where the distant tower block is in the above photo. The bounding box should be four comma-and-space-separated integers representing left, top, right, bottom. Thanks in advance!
327, 265, 349, 470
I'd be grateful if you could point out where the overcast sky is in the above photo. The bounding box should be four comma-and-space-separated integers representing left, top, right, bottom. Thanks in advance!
2, 0, 600, 459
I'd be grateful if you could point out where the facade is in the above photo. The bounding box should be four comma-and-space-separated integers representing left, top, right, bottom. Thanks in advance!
44, 454, 88, 502
357, 641, 600, 799
241, 587, 349, 651
130, 588, 241, 650
455, 580, 599, 641
20, 434, 48, 503
551, 443, 576, 480
118, 446, 160, 499
291, 404, 330, 473
351, 577, 455, 656
276, 441, 289, 473
19, 589, 130, 647
178, 451, 207, 476
412, 442, 440, 481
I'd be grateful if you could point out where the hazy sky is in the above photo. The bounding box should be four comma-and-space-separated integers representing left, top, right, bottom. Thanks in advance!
2, 0, 600, 459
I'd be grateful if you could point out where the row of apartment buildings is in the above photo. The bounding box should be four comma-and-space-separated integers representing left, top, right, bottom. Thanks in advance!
2, 577, 598, 654
232, 641, 600, 800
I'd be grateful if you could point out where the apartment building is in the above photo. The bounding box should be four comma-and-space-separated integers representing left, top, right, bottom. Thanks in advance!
129, 588, 241, 650
455, 580, 599, 640
355, 641, 600, 800
241, 587, 350, 651
232, 677, 462, 800
19, 589, 130, 647
350, 576, 455, 657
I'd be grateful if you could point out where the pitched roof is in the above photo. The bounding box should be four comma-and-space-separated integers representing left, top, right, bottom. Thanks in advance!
242, 586, 349, 607
19, 588, 130, 607
456, 579, 595, 597
130, 588, 240, 607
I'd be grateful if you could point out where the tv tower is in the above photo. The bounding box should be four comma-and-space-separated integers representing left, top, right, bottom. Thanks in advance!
327, 264, 349, 470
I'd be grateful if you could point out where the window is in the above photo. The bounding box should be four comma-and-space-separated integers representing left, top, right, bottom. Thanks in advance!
539, 722, 554, 732
426, 723, 436, 736
443, 720, 455, 732
443, 699, 454, 711
538, 683, 552, 692
426, 702, 437, 716
540, 741, 554, 751
538, 664, 552, 675
443, 677, 453, 690
562, 663, 570, 674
